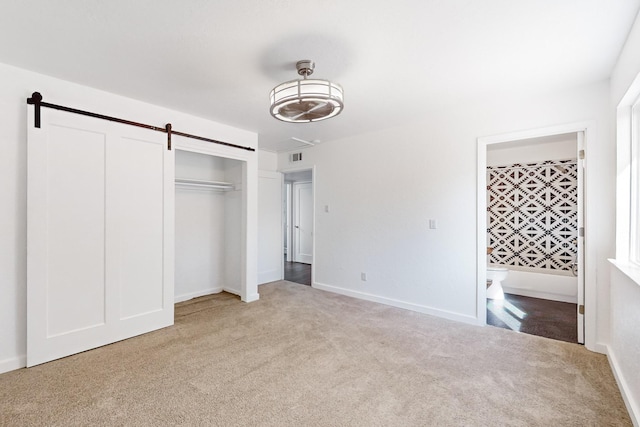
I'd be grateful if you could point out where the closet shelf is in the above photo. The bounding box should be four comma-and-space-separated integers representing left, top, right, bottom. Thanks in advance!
175, 178, 234, 190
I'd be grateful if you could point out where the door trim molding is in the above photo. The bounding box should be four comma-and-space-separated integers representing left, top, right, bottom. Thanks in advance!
174, 137, 259, 303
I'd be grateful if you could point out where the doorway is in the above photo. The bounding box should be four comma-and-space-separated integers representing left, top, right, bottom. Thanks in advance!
283, 169, 313, 285
477, 124, 588, 345
174, 149, 244, 302
172, 137, 257, 304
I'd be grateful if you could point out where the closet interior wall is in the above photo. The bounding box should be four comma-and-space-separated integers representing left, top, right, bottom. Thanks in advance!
175, 150, 243, 302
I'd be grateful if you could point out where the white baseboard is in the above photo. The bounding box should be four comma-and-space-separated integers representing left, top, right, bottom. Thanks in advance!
220, 287, 259, 302
258, 269, 282, 285
174, 287, 223, 303
243, 293, 260, 303
503, 286, 577, 303
588, 341, 608, 355
0, 355, 26, 374
606, 345, 639, 426
223, 287, 240, 296
312, 282, 479, 326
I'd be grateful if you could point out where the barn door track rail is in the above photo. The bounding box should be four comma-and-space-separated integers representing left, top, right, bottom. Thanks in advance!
26, 92, 255, 152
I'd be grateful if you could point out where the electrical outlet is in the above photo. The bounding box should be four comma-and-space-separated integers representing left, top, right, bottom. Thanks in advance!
361, 272, 367, 281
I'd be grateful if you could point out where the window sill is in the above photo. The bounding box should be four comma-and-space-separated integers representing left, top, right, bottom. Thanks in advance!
609, 258, 640, 288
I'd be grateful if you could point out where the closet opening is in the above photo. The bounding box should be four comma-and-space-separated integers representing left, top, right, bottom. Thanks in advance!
175, 149, 245, 302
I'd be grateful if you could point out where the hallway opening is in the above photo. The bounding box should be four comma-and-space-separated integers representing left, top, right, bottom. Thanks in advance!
283, 168, 313, 286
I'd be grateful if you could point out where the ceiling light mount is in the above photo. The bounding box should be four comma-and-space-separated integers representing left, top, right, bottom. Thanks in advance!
296, 60, 315, 77
270, 59, 344, 123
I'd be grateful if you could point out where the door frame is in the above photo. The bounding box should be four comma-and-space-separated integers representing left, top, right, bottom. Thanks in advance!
284, 181, 293, 262
477, 122, 594, 349
281, 166, 316, 285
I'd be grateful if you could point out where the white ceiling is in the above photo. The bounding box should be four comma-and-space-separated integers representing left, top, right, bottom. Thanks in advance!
0, 1, 638, 152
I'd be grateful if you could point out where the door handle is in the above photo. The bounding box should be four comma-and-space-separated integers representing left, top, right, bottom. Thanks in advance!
295, 226, 299, 229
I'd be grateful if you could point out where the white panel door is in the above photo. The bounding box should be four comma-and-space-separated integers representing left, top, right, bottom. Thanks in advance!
27, 108, 174, 367
293, 181, 313, 264
576, 132, 585, 344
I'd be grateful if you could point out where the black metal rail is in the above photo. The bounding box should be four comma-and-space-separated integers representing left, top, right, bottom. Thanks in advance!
26, 92, 255, 152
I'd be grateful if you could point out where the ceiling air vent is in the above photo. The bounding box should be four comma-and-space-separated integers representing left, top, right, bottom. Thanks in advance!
290, 152, 303, 162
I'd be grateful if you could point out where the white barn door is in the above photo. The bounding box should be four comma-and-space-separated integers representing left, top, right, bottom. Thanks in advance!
27, 108, 174, 367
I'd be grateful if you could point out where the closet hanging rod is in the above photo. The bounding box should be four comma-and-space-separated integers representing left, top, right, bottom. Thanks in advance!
26, 92, 255, 152
175, 178, 234, 190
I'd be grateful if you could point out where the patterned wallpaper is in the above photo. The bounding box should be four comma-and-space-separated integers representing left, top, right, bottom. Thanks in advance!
487, 159, 578, 273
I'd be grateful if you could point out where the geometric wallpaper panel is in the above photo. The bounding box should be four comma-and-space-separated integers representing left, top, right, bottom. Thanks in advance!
487, 159, 577, 273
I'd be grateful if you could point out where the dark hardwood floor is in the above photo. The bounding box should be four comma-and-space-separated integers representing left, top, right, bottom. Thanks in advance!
487, 293, 578, 343
284, 261, 311, 286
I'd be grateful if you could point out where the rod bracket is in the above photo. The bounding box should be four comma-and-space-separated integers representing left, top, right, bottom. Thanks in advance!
27, 92, 43, 128
165, 123, 172, 150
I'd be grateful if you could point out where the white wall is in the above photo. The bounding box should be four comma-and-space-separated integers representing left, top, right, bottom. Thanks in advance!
175, 185, 227, 300
257, 150, 283, 284
609, 10, 640, 426
0, 61, 258, 374
258, 149, 278, 171
258, 170, 283, 284
611, 10, 640, 106
277, 80, 613, 337
609, 265, 640, 425
486, 134, 577, 166
222, 159, 244, 295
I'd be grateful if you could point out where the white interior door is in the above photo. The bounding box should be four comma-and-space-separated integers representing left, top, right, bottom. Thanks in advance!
285, 182, 292, 262
27, 108, 174, 367
577, 132, 585, 344
292, 181, 313, 264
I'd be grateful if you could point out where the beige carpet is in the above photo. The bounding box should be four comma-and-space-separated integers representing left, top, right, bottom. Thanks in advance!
0, 281, 631, 426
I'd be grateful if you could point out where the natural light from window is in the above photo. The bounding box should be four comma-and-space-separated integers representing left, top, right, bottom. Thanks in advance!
487, 299, 527, 332
630, 96, 640, 265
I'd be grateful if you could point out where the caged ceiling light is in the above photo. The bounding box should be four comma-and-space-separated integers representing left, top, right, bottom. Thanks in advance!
270, 60, 344, 123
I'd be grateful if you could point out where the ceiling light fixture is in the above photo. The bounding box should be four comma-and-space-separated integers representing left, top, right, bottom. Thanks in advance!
270, 60, 344, 123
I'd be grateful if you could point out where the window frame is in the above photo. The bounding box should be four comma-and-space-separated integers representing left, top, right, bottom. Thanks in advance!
614, 70, 640, 285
